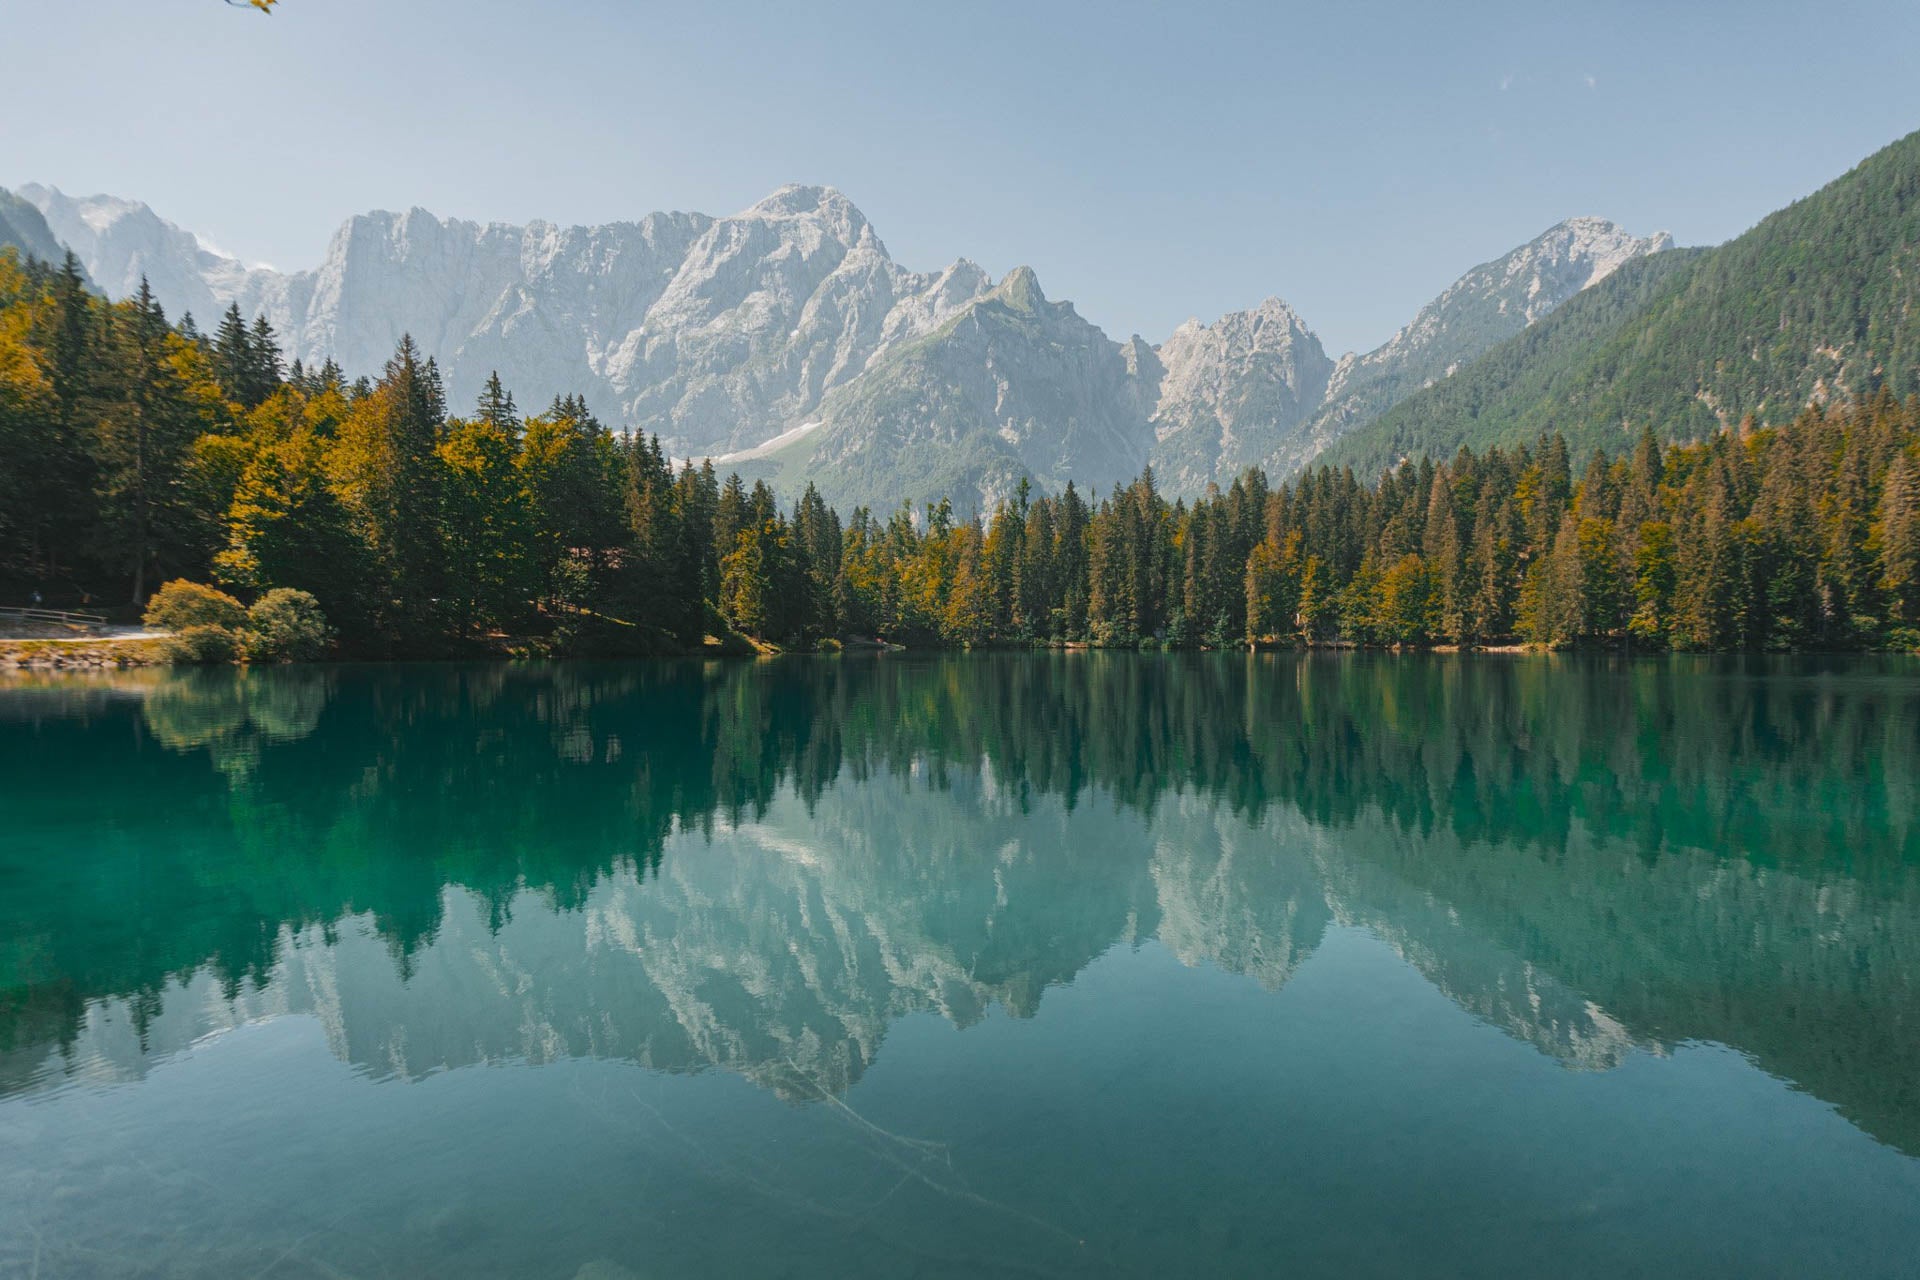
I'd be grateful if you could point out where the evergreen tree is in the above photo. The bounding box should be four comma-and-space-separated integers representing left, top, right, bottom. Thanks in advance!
96, 279, 206, 602
329, 335, 447, 641
793, 482, 842, 638
213, 303, 252, 408
476, 370, 518, 434
1423, 472, 1466, 642
519, 401, 624, 614
245, 315, 283, 408
438, 416, 535, 635
1876, 451, 1920, 631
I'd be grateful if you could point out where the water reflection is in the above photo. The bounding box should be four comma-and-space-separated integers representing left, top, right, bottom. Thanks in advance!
2, 655, 1916, 1153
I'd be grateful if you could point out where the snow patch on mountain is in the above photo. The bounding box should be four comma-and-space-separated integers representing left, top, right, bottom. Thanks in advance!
712, 419, 822, 465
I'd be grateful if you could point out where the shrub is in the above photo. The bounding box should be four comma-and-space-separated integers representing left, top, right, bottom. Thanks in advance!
243, 589, 332, 662
164, 624, 239, 665
145, 580, 245, 633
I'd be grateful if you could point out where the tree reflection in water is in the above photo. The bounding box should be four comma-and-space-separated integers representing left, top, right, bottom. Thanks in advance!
2, 653, 1916, 1153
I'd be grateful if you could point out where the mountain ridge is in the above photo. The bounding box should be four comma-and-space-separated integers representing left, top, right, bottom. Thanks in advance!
1322, 128, 1920, 477
11, 180, 1672, 508
1126, 217, 1674, 496
0, 188, 73, 274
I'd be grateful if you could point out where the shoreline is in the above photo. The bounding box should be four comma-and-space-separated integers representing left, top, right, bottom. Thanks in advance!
6, 635, 1916, 671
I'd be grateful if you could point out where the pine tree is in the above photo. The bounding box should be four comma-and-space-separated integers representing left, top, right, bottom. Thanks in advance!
328, 334, 447, 641
982, 499, 1022, 638
1017, 496, 1057, 639
476, 370, 518, 434
1244, 530, 1301, 644
793, 482, 841, 637
244, 315, 283, 408
48, 251, 89, 427
0, 251, 92, 578
1466, 499, 1518, 641
0, 254, 60, 577
1423, 471, 1466, 642
1057, 481, 1090, 641
213, 303, 252, 408
215, 417, 371, 642
714, 473, 748, 567
1876, 451, 1920, 630
1628, 521, 1676, 644
96, 279, 204, 602
519, 400, 624, 616
438, 415, 534, 636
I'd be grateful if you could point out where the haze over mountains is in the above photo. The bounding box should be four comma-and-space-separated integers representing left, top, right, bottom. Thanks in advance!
7, 178, 1675, 509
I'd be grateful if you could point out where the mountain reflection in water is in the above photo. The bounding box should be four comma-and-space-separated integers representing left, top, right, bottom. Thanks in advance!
2, 653, 1917, 1159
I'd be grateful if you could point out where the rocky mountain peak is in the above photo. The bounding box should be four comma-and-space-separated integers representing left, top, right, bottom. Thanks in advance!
1499, 216, 1675, 316
746, 181, 857, 217
1145, 297, 1337, 492
1249, 294, 1308, 323
1187, 296, 1316, 353
1426, 214, 1674, 336
740, 183, 872, 246
995, 264, 1047, 309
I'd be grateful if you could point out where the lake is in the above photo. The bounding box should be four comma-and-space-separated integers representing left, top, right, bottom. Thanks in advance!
2, 654, 1918, 1278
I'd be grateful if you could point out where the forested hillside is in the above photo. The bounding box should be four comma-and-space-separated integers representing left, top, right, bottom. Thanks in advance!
1326, 129, 1920, 478
2, 248, 1917, 656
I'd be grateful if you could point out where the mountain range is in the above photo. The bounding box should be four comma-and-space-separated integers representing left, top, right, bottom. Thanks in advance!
6, 179, 1673, 509
19, 128, 1919, 512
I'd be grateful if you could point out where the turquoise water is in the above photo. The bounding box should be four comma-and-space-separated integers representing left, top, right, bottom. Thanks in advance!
2, 655, 1917, 1277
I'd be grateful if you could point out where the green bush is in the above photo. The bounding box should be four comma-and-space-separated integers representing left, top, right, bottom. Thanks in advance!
243, 588, 332, 662
145, 580, 245, 633
164, 624, 238, 665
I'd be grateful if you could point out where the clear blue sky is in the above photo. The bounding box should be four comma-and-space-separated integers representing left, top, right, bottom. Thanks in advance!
8, 0, 1918, 355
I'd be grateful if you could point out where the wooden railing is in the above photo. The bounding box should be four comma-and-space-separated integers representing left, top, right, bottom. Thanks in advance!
0, 606, 109, 629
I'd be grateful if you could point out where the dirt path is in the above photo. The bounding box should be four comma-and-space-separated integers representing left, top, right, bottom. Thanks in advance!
46, 627, 169, 642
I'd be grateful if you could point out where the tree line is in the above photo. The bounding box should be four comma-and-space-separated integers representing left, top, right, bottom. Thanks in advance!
2, 248, 1917, 654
